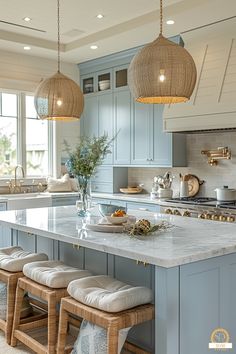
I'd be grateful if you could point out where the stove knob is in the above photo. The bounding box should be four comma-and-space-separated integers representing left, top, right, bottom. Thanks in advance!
211, 214, 219, 221
183, 210, 191, 217
227, 215, 235, 222
205, 213, 212, 220
173, 209, 181, 216
219, 215, 227, 222
164, 208, 173, 215
198, 213, 206, 219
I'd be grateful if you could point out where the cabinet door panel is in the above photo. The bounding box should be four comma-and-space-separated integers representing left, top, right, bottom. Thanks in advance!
58, 241, 84, 269
84, 249, 108, 275
114, 90, 131, 165
180, 259, 221, 354
98, 93, 113, 164
17, 231, 36, 252
151, 105, 172, 166
82, 95, 98, 137
37, 236, 54, 260
0, 227, 11, 248
131, 102, 151, 165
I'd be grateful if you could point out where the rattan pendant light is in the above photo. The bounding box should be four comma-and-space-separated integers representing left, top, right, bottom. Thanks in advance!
128, 0, 197, 104
34, 0, 84, 120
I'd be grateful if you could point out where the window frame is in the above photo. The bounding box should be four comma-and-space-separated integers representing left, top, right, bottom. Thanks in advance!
0, 88, 53, 182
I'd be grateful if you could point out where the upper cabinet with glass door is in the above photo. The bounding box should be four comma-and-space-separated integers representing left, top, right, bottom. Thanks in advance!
81, 66, 128, 95
82, 70, 112, 95
114, 65, 128, 90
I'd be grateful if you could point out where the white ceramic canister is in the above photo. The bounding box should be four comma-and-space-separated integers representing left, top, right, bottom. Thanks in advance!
157, 188, 173, 199
214, 186, 236, 201
180, 181, 189, 198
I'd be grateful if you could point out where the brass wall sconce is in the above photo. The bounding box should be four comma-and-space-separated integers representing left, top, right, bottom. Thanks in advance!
201, 147, 231, 166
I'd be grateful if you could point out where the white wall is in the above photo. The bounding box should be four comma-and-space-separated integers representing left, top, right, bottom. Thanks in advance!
0, 50, 81, 177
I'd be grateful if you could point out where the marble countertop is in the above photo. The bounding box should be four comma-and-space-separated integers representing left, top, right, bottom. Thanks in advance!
0, 206, 236, 268
92, 192, 165, 204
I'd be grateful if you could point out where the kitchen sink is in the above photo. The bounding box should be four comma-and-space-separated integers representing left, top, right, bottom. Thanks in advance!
0, 193, 52, 210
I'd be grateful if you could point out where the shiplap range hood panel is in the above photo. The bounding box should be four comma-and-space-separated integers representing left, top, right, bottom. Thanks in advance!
163, 18, 236, 132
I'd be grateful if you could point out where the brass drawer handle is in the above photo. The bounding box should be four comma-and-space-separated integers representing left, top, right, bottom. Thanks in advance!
73, 244, 80, 250
136, 260, 149, 267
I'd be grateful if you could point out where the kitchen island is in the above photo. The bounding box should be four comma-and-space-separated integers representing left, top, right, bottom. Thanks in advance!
0, 206, 235, 354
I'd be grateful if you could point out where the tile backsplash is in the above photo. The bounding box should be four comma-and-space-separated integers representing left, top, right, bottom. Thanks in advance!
128, 132, 236, 197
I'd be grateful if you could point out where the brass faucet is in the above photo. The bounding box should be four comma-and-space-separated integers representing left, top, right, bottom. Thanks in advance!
201, 147, 231, 166
13, 165, 25, 193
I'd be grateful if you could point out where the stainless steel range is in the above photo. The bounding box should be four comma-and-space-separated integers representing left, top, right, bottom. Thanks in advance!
161, 197, 236, 222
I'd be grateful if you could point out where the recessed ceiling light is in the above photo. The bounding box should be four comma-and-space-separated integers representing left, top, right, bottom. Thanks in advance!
96, 14, 104, 19
24, 46, 31, 51
166, 19, 175, 25
90, 45, 98, 50
23, 17, 31, 22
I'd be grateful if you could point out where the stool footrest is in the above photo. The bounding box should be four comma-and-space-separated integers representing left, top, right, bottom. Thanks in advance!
14, 329, 48, 354
0, 318, 7, 331
19, 317, 48, 331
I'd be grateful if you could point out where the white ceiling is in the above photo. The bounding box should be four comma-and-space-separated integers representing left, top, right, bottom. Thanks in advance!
0, 0, 235, 63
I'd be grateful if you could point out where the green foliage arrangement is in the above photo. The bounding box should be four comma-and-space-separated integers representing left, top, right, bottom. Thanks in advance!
64, 135, 112, 178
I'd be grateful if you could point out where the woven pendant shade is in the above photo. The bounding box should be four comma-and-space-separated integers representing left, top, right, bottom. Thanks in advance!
34, 72, 84, 120
34, 0, 84, 120
128, 0, 197, 104
128, 34, 197, 104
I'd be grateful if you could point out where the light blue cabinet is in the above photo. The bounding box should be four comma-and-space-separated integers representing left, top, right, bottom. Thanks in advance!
81, 95, 98, 138
114, 90, 131, 165
180, 254, 236, 354
151, 106, 186, 167
81, 92, 114, 165
131, 102, 151, 165
131, 103, 186, 167
98, 93, 113, 165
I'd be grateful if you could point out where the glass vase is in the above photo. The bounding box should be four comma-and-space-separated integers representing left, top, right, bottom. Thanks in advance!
76, 175, 91, 217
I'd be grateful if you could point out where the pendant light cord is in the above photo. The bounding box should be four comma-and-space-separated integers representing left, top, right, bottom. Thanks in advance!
160, 0, 163, 35
57, 0, 61, 72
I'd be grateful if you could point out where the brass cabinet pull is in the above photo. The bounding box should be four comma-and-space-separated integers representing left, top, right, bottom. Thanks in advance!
73, 244, 80, 250
136, 260, 149, 267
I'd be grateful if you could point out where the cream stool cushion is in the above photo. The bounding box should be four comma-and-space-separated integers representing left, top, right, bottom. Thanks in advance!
0, 246, 48, 272
67, 275, 153, 313
23, 261, 92, 289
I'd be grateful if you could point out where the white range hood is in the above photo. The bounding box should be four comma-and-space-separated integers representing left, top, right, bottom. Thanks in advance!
163, 17, 236, 133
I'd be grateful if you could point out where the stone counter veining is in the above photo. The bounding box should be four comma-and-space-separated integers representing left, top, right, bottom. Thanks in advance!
0, 206, 236, 268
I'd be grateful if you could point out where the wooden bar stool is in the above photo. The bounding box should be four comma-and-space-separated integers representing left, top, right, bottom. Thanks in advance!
57, 275, 154, 354
0, 246, 48, 344
11, 260, 92, 354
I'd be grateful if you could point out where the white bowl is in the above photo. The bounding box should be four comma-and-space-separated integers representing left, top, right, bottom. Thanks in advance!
99, 80, 110, 90
106, 215, 128, 225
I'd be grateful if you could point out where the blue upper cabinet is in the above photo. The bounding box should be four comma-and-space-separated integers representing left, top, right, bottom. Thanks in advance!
79, 43, 187, 167
131, 101, 152, 165
82, 95, 98, 137
114, 89, 131, 165
98, 92, 113, 165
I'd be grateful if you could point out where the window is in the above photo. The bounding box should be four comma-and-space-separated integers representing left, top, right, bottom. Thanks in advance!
0, 90, 52, 178
0, 93, 17, 176
25, 96, 49, 176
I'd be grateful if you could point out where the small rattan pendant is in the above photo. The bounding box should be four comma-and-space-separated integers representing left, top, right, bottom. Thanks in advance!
34, 0, 84, 120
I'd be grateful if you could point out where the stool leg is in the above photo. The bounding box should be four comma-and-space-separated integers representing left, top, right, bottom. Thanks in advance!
11, 283, 24, 346
5, 276, 16, 344
57, 303, 69, 354
48, 293, 57, 354
107, 326, 119, 354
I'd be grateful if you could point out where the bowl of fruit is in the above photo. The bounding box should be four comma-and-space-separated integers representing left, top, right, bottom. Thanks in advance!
98, 204, 126, 217
106, 209, 128, 224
